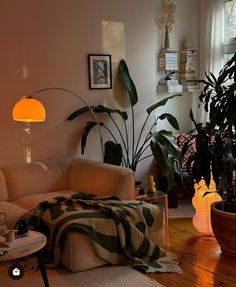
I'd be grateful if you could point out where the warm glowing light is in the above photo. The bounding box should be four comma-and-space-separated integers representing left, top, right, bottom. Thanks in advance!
12, 97, 46, 122
192, 179, 222, 234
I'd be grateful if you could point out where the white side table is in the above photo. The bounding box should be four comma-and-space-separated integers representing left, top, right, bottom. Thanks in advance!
0, 230, 49, 287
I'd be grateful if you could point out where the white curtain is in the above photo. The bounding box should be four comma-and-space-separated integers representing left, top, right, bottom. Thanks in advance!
194, 0, 225, 123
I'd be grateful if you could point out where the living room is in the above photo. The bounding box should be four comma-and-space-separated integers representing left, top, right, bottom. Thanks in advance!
0, 0, 236, 287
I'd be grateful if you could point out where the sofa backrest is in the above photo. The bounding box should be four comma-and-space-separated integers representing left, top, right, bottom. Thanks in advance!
1, 157, 135, 202
69, 158, 135, 200
2, 158, 71, 201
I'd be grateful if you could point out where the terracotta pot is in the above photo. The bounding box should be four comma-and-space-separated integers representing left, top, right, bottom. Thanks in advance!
211, 202, 236, 257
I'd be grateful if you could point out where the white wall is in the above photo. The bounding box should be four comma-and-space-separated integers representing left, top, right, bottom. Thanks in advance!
0, 0, 199, 182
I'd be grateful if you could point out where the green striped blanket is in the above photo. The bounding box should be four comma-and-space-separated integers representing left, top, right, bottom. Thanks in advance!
29, 192, 176, 273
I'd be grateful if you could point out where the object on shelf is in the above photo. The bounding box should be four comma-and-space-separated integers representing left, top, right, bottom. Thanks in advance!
164, 26, 170, 49
157, 0, 176, 49
158, 50, 178, 71
158, 84, 183, 93
179, 49, 199, 91
135, 181, 145, 196
148, 175, 157, 193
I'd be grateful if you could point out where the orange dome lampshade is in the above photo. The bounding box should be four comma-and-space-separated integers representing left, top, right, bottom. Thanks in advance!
12, 96, 46, 122
192, 179, 222, 234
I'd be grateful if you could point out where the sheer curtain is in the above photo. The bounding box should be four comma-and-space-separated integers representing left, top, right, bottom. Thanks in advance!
194, 0, 225, 123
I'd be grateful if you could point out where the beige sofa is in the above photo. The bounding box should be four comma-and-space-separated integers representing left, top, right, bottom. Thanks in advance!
0, 157, 165, 272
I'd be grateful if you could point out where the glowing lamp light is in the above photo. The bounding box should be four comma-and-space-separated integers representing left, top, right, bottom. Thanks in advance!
12, 96, 46, 122
192, 179, 222, 234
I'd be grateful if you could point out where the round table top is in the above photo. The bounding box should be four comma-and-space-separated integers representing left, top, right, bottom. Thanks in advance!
0, 230, 47, 262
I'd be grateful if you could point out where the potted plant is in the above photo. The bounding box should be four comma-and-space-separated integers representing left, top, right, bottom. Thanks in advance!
68, 59, 182, 191
184, 52, 236, 257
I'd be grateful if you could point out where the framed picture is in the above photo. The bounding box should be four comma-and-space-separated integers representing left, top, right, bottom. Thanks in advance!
88, 54, 112, 89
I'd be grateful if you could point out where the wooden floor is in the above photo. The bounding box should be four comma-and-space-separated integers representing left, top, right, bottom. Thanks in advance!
147, 218, 236, 287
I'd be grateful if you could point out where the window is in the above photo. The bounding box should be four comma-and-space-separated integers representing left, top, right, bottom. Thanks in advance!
224, 0, 236, 61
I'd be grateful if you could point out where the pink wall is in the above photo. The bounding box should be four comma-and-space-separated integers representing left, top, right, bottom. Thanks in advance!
0, 0, 199, 183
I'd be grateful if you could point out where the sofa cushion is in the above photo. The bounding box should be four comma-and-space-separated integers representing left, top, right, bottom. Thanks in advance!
0, 202, 28, 229
2, 159, 71, 201
14, 190, 77, 210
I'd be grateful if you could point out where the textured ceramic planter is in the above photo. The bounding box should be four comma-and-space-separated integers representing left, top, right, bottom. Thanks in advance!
211, 202, 236, 257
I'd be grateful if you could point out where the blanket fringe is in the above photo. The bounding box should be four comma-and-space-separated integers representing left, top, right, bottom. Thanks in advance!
156, 255, 182, 274
166, 252, 182, 274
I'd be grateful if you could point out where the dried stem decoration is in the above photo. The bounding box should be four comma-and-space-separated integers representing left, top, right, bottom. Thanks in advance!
157, 0, 176, 32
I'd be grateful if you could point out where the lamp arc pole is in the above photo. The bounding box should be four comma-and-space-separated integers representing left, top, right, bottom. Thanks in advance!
13, 87, 104, 158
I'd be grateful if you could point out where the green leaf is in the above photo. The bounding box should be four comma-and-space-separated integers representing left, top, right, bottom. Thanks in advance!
67, 105, 128, 121
150, 130, 182, 190
152, 130, 182, 160
150, 140, 175, 191
146, 94, 182, 115
158, 113, 179, 130
67, 106, 96, 121
119, 59, 138, 106
103, 141, 123, 166
95, 105, 128, 120
150, 140, 169, 174
81, 122, 99, 154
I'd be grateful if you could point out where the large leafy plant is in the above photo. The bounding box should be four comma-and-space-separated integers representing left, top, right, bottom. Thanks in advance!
68, 59, 182, 189
184, 53, 236, 212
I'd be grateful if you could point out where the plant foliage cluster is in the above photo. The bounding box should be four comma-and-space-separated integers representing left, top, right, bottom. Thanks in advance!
184, 53, 236, 212
68, 59, 182, 190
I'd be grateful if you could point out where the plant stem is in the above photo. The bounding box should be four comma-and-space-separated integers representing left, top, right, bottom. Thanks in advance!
132, 118, 158, 167
138, 154, 153, 162
108, 114, 130, 167
132, 138, 152, 168
131, 105, 135, 167
134, 114, 150, 158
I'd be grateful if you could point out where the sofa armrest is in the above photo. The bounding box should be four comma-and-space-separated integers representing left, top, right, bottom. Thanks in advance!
0, 202, 28, 229
69, 158, 135, 200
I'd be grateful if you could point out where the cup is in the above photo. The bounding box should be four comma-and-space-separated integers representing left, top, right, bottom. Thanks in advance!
0, 213, 7, 236
3, 230, 15, 242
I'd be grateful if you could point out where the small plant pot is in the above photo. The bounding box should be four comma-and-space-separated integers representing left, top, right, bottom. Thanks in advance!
211, 202, 236, 258
135, 181, 145, 196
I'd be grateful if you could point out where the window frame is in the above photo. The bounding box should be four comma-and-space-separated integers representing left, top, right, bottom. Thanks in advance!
224, 0, 236, 55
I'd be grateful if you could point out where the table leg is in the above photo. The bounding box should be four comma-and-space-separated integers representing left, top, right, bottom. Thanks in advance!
36, 249, 49, 287
163, 194, 168, 229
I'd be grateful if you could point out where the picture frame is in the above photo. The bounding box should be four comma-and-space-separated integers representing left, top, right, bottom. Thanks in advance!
88, 54, 112, 89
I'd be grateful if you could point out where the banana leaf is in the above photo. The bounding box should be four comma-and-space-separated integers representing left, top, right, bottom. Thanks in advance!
103, 141, 123, 166
151, 130, 182, 191
81, 121, 102, 154
119, 59, 138, 106
150, 139, 174, 191
68, 105, 128, 121
152, 130, 182, 161
158, 113, 179, 130
146, 94, 182, 115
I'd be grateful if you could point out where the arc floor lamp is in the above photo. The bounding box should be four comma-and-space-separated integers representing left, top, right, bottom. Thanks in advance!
12, 87, 104, 161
